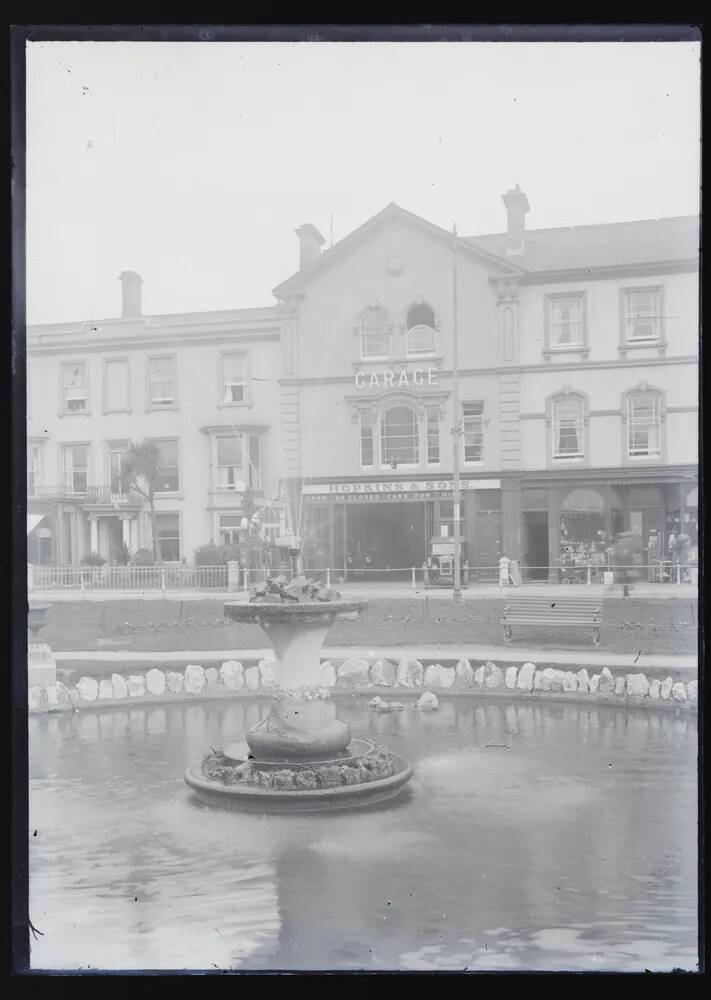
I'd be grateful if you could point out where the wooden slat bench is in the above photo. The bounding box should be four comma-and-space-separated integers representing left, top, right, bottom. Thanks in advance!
500, 598, 602, 647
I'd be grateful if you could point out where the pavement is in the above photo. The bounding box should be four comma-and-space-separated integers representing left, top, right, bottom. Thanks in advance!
53, 643, 697, 671
32, 582, 698, 602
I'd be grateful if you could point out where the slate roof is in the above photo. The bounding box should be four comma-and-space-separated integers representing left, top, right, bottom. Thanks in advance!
466, 215, 699, 273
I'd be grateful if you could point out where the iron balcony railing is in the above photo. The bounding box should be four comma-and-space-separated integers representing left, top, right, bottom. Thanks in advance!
29, 484, 145, 506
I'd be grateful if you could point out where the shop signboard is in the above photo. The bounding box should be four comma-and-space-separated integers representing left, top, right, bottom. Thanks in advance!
302, 478, 501, 503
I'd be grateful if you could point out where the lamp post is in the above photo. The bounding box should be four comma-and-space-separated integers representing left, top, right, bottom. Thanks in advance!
452, 224, 463, 603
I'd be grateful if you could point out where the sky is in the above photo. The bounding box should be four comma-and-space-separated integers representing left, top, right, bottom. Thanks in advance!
25, 40, 700, 324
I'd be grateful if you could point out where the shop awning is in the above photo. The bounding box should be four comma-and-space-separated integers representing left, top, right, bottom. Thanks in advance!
27, 514, 44, 535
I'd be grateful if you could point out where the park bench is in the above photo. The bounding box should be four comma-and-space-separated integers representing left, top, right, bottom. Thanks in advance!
500, 598, 602, 647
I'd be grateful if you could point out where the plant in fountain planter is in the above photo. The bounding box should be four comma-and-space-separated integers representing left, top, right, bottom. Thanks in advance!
249, 574, 342, 605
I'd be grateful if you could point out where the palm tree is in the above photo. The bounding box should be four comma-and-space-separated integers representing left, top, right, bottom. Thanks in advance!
120, 441, 163, 563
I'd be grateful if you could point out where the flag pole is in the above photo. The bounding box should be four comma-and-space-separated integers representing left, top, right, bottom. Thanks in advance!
452, 223, 462, 603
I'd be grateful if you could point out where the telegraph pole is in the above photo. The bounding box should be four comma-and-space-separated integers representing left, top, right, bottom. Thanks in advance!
452, 223, 462, 603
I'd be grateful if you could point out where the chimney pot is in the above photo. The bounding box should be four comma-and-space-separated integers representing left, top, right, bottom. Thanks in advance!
502, 185, 530, 254
295, 224, 326, 270
119, 271, 143, 318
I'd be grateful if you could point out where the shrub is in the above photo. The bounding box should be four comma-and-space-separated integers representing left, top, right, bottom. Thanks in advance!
115, 542, 131, 566
81, 551, 107, 567
132, 548, 155, 566
194, 542, 242, 567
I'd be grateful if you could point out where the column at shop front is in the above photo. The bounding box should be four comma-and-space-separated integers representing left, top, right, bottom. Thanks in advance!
89, 516, 98, 555
501, 478, 522, 568
547, 486, 561, 583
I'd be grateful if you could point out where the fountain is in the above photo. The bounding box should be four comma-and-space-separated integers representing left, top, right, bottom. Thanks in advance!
28, 600, 57, 687
184, 572, 413, 812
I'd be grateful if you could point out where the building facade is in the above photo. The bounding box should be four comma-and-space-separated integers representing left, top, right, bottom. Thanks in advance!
27, 273, 285, 566
273, 195, 699, 582
27, 191, 699, 580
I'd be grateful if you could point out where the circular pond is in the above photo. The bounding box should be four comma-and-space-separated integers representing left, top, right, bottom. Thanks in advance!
29, 697, 697, 971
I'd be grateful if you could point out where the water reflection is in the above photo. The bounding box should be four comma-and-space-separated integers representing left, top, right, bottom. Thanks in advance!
29, 697, 697, 972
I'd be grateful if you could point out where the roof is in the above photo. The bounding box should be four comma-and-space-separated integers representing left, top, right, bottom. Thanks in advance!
466, 215, 699, 273
272, 201, 523, 298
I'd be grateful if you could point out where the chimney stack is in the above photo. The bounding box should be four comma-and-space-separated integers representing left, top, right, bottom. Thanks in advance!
502, 185, 530, 254
119, 271, 143, 318
295, 224, 326, 270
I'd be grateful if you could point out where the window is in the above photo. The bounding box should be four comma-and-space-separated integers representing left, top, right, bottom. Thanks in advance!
359, 308, 390, 360
62, 444, 89, 493
463, 403, 484, 463
627, 392, 662, 457
149, 439, 180, 492
406, 303, 436, 356
155, 513, 180, 561
380, 406, 419, 466
217, 435, 243, 490
105, 359, 130, 412
218, 514, 243, 545
62, 362, 88, 412
247, 435, 261, 488
623, 288, 661, 343
548, 295, 583, 347
28, 444, 41, 494
359, 412, 375, 467
426, 407, 440, 464
222, 354, 249, 404
553, 397, 584, 459
148, 356, 176, 407
108, 442, 129, 494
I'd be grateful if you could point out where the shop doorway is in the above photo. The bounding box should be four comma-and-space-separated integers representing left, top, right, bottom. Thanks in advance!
346, 502, 426, 579
522, 511, 549, 581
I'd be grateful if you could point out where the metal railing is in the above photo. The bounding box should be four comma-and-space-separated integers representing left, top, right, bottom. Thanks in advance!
29, 484, 144, 506
30, 564, 229, 591
27, 561, 698, 592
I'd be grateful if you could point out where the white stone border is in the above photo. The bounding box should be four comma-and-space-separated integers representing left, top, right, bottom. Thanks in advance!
29, 656, 697, 715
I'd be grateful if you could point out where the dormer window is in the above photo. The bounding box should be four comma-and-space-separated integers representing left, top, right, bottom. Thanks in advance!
406, 303, 436, 356
358, 307, 390, 360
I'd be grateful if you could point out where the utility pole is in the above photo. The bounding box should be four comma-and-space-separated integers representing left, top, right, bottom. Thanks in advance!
452, 223, 462, 603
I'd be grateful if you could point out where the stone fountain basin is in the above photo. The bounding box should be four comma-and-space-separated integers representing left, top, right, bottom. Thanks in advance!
184, 755, 413, 814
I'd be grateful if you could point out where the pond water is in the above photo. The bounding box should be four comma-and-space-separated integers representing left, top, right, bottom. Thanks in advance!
29, 697, 698, 972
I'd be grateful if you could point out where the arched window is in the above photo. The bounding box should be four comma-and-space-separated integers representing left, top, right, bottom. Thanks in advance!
625, 388, 663, 458
552, 396, 584, 459
358, 307, 390, 360
406, 303, 436, 356
380, 405, 419, 466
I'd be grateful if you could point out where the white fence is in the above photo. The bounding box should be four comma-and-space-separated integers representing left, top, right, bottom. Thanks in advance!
27, 561, 698, 592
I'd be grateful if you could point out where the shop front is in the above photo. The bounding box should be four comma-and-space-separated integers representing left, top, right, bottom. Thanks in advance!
298, 477, 502, 581
518, 469, 698, 584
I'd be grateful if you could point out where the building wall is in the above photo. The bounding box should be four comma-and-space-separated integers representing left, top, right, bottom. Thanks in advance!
27, 320, 283, 562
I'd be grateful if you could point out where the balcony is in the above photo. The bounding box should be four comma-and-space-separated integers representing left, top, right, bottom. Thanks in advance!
29, 484, 145, 508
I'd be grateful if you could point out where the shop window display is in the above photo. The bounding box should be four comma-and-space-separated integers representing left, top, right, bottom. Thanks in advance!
558, 513, 610, 583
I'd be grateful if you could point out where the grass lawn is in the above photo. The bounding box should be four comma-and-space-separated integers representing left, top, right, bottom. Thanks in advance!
40, 597, 697, 657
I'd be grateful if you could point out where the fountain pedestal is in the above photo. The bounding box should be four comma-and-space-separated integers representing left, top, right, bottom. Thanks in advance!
185, 598, 413, 812
28, 601, 56, 687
